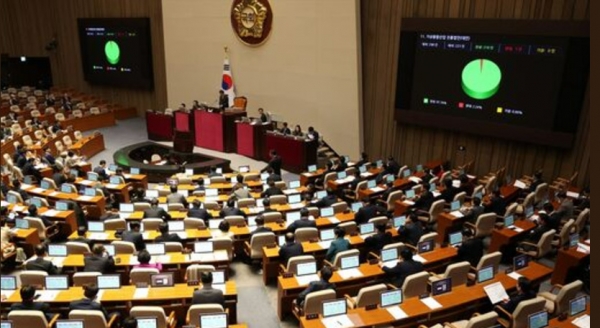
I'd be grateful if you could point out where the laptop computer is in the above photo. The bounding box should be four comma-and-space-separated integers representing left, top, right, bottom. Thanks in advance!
402, 169, 411, 178
145, 189, 159, 198
296, 262, 317, 276
0, 321, 12, 328
380, 289, 403, 308
393, 216, 406, 228
86, 172, 98, 182
168, 220, 185, 232
286, 212, 301, 226
97, 275, 121, 289
322, 298, 347, 318
6, 194, 17, 205
238, 166, 250, 173
320, 207, 334, 218
450, 200, 461, 212
351, 202, 363, 212
194, 241, 214, 253
12, 218, 29, 231
525, 206, 534, 219
146, 243, 166, 255
449, 232, 463, 247
359, 165, 367, 173
288, 180, 301, 189
314, 190, 327, 200
569, 233, 580, 248
307, 165, 317, 173
367, 180, 377, 189
136, 317, 158, 328
56, 201, 69, 211
405, 189, 416, 199
528, 311, 549, 328
1, 276, 17, 291
386, 175, 395, 183
61, 184, 73, 193
376, 160, 383, 168
55, 320, 84, 328
477, 265, 495, 284
48, 244, 68, 257
320, 229, 335, 241
212, 270, 226, 285
88, 221, 105, 233
337, 171, 347, 180
215, 168, 223, 174
109, 176, 122, 185
288, 194, 302, 204
340, 255, 360, 270
416, 164, 423, 172
418, 240, 435, 254
504, 215, 515, 228
199, 312, 228, 328
381, 248, 398, 267
30, 197, 42, 208
260, 173, 269, 181
150, 273, 174, 287
130, 167, 141, 175
431, 278, 452, 296
104, 245, 116, 257
84, 187, 96, 197
45, 275, 69, 290
569, 296, 587, 317
40, 179, 52, 190
514, 254, 529, 271
359, 223, 375, 236
108, 164, 118, 172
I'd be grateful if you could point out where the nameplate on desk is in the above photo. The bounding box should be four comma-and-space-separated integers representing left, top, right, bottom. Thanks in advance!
104, 184, 119, 189
305, 313, 319, 320
365, 304, 377, 311
43, 209, 60, 217
328, 217, 340, 224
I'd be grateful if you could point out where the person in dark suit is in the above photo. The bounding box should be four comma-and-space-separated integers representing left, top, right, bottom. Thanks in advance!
325, 227, 351, 262
312, 188, 337, 208
27, 204, 55, 227
438, 178, 459, 203
42, 147, 56, 166
306, 126, 319, 141
52, 166, 68, 187
10, 180, 29, 202
45, 94, 56, 107
384, 156, 401, 177
192, 272, 225, 306
397, 213, 424, 246
456, 228, 484, 267
187, 200, 213, 224
258, 198, 278, 216
279, 122, 291, 135
25, 245, 59, 275
122, 317, 138, 328
266, 167, 282, 182
218, 90, 228, 109
463, 197, 485, 224
525, 214, 552, 244
155, 222, 182, 243
121, 221, 146, 252
71, 226, 93, 249
364, 223, 393, 254
84, 244, 115, 273
10, 285, 54, 320
51, 121, 63, 134
143, 199, 172, 220
457, 174, 475, 197
69, 284, 110, 319
258, 107, 268, 123
498, 277, 536, 313
261, 179, 284, 198
219, 198, 247, 219
528, 172, 544, 193
541, 203, 561, 231
331, 157, 348, 172
296, 266, 335, 307
207, 166, 222, 178
354, 198, 387, 225
166, 185, 188, 208
484, 190, 507, 216
261, 150, 282, 177
287, 208, 316, 233
8, 94, 19, 106
93, 160, 109, 181
279, 232, 303, 266
381, 248, 424, 288
412, 183, 435, 212
22, 158, 43, 184
251, 216, 272, 236
354, 152, 369, 168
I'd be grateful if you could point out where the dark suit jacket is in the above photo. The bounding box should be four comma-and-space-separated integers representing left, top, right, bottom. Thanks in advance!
484, 196, 507, 216
52, 172, 67, 187
313, 195, 337, 209
263, 156, 282, 176
166, 193, 188, 207
10, 301, 53, 319
251, 226, 273, 237
121, 230, 146, 251
155, 233, 182, 243
287, 219, 316, 233
84, 255, 115, 273
219, 94, 229, 109
296, 279, 335, 305
354, 204, 386, 225
413, 191, 435, 211
457, 237, 484, 267
93, 166, 108, 180
527, 225, 552, 244
25, 257, 59, 275
143, 207, 171, 220
279, 242, 304, 266
219, 207, 246, 218
187, 208, 213, 222
382, 259, 424, 288
364, 232, 393, 253
528, 179, 544, 193
69, 298, 109, 319
280, 127, 291, 135
261, 187, 284, 198
398, 223, 424, 246
439, 187, 459, 203
464, 205, 485, 224
192, 285, 225, 306
500, 291, 536, 313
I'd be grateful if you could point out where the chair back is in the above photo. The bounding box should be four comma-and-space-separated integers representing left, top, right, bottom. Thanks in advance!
209, 237, 234, 260
484, 176, 497, 193
474, 213, 497, 238
554, 280, 583, 314
184, 218, 205, 229
295, 227, 318, 243
505, 203, 518, 217
185, 264, 215, 281
130, 268, 160, 284
224, 215, 246, 226
536, 229, 556, 258
476, 252, 502, 273
368, 216, 389, 227
262, 212, 282, 223
574, 208, 589, 234
237, 198, 256, 208
557, 219, 575, 247
522, 192, 535, 210
466, 311, 499, 328
111, 241, 136, 254
442, 261, 471, 286
7, 190, 23, 204
130, 306, 169, 328
242, 173, 260, 182
164, 242, 183, 253
8, 310, 49, 328
512, 297, 546, 328
141, 218, 164, 231
323, 172, 337, 183
203, 201, 220, 210
24, 217, 47, 240
69, 309, 108, 328
286, 255, 316, 274
233, 96, 247, 110
418, 232, 438, 244
210, 176, 226, 183
338, 221, 357, 236
453, 191, 467, 203
306, 207, 320, 218
66, 241, 91, 254
354, 284, 387, 308
385, 190, 404, 211
187, 304, 225, 327
381, 242, 405, 257
402, 271, 429, 299
134, 202, 151, 211
268, 195, 287, 205
20, 270, 48, 288
249, 232, 276, 259
167, 203, 185, 211
303, 289, 336, 315
534, 183, 549, 205
331, 202, 348, 213
332, 249, 360, 268
104, 218, 127, 230
428, 200, 446, 223
42, 177, 58, 190
73, 272, 102, 286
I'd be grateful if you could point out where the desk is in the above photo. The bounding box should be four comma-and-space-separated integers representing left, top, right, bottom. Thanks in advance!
24, 185, 106, 216
298, 262, 553, 327
300, 169, 326, 186
65, 111, 116, 132
550, 246, 590, 285
488, 219, 536, 253
236, 122, 271, 160
9, 203, 77, 235
75, 178, 130, 203
68, 229, 214, 242
436, 213, 465, 244
69, 133, 105, 159
194, 110, 246, 153
265, 133, 317, 173
548, 306, 590, 328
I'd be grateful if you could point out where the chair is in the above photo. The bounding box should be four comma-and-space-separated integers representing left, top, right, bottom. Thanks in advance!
550, 171, 578, 190
45, 107, 56, 115
134, 202, 152, 211
280, 255, 316, 274
295, 227, 318, 243
34, 130, 44, 141
573, 208, 589, 234
7, 190, 24, 204
534, 183, 549, 206
345, 283, 388, 309
24, 216, 58, 242
55, 113, 65, 121
141, 218, 164, 231
22, 135, 33, 147
74, 130, 83, 141
306, 207, 320, 219
292, 289, 336, 317
419, 232, 438, 244
517, 229, 556, 259
11, 166, 24, 180
429, 311, 499, 328
274, 181, 287, 190
130, 306, 177, 328
31, 197, 50, 207
537, 280, 583, 315
402, 271, 430, 299
331, 201, 348, 213
66, 241, 91, 254
209, 237, 234, 261
41, 177, 57, 190
324, 249, 360, 268
346, 180, 368, 202
504, 203, 518, 218
429, 261, 471, 287
111, 241, 136, 254
90, 107, 101, 115
244, 232, 276, 261
8, 310, 59, 328
418, 200, 445, 226
210, 176, 226, 184
338, 221, 357, 235
552, 219, 575, 248
268, 195, 287, 205
465, 213, 497, 239
31, 109, 41, 118
468, 252, 502, 282
167, 203, 185, 211
70, 309, 118, 328
164, 242, 183, 252
203, 201, 220, 210
185, 264, 215, 281
224, 215, 246, 227
63, 135, 74, 148
495, 297, 545, 328
383, 190, 404, 212
232, 96, 247, 110
72, 109, 83, 118
370, 242, 406, 261
368, 216, 389, 227
262, 212, 282, 224
20, 270, 48, 288
73, 272, 102, 286
453, 191, 467, 204
184, 218, 206, 229
104, 218, 127, 230
130, 267, 160, 284
237, 198, 256, 208
242, 173, 260, 182
186, 304, 225, 326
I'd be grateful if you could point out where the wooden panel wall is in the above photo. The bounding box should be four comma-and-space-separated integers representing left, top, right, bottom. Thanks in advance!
361, 0, 590, 187
0, 0, 167, 116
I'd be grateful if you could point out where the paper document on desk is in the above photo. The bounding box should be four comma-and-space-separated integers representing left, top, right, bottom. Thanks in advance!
155, 255, 171, 263
514, 180, 527, 189
386, 306, 408, 320
133, 288, 149, 299
337, 268, 363, 279
51, 257, 66, 267
11, 205, 25, 212
483, 282, 509, 304
43, 209, 59, 217
214, 250, 228, 261
289, 203, 304, 209
403, 200, 415, 206
296, 274, 319, 286
283, 189, 299, 195
567, 191, 580, 199
318, 241, 332, 249
513, 227, 524, 233
360, 172, 371, 178
412, 255, 427, 263
450, 210, 464, 218
370, 187, 385, 193
50, 192, 60, 197
176, 232, 188, 239
328, 217, 340, 224
507, 272, 522, 280
77, 196, 93, 201
32, 188, 45, 193
408, 177, 422, 184
21, 183, 33, 189
204, 196, 219, 202
0, 201, 8, 207
321, 315, 354, 328
36, 290, 60, 302
432, 191, 441, 197
572, 315, 590, 328
382, 260, 397, 268
105, 184, 119, 189
89, 233, 108, 240
577, 243, 590, 254
80, 180, 94, 186
421, 297, 443, 310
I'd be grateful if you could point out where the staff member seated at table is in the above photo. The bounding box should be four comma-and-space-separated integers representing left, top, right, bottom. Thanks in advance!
437, 178, 459, 203
69, 284, 112, 320
26, 245, 59, 275
258, 107, 268, 123
218, 90, 229, 110
279, 232, 303, 266
524, 213, 552, 244
462, 197, 484, 224
155, 222, 183, 243
279, 122, 291, 135
296, 266, 335, 307
354, 197, 387, 225
251, 216, 272, 236
10, 285, 54, 320
84, 244, 115, 274
188, 200, 213, 223
72, 226, 93, 248
134, 249, 162, 272
143, 198, 172, 220
192, 272, 225, 306
312, 188, 338, 208
397, 212, 424, 246
456, 228, 484, 267
219, 198, 247, 219
122, 221, 146, 251
381, 248, 424, 288
259, 198, 278, 215
325, 227, 351, 263
287, 208, 316, 233
292, 125, 303, 137
166, 185, 188, 208
261, 179, 284, 198
484, 189, 506, 216
364, 223, 393, 254
93, 160, 109, 181
497, 277, 536, 313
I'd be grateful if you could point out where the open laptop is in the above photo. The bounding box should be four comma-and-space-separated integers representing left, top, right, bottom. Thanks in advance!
119, 203, 134, 219
136, 317, 158, 328
392, 216, 406, 228
416, 164, 424, 172
286, 212, 301, 226
48, 244, 68, 257
367, 180, 377, 189
184, 168, 194, 176
525, 206, 535, 219
569, 296, 587, 317
296, 261, 317, 276
168, 220, 185, 232
431, 278, 452, 296
504, 215, 515, 229
386, 174, 395, 183
314, 190, 327, 200
212, 270, 226, 285
340, 255, 360, 271
405, 189, 416, 200
55, 201, 69, 211
150, 273, 174, 287
6, 194, 18, 205
145, 190, 159, 199
87, 172, 98, 182
130, 167, 140, 175
477, 265, 495, 284
146, 243, 166, 256
1, 276, 17, 292
97, 275, 121, 289
260, 172, 269, 181
322, 298, 347, 318
108, 164, 118, 172
88, 221, 105, 233
418, 240, 435, 254
45, 275, 69, 290
30, 197, 42, 208
61, 184, 74, 193
528, 311, 549, 328
320, 229, 335, 242
320, 207, 335, 218
84, 187, 96, 197
448, 232, 463, 247
380, 289, 403, 308
402, 169, 411, 178
450, 200, 461, 212
238, 165, 250, 173
109, 176, 122, 185
569, 233, 580, 248
288, 194, 302, 208
205, 188, 218, 197
359, 165, 367, 174
199, 312, 228, 328
40, 179, 52, 190
104, 245, 116, 257
351, 202, 363, 212
288, 180, 301, 189
337, 171, 347, 180
307, 164, 317, 173
0, 321, 12, 328
11, 218, 29, 232
381, 248, 398, 267
513, 254, 529, 271
359, 223, 375, 236
194, 241, 214, 253
55, 320, 84, 328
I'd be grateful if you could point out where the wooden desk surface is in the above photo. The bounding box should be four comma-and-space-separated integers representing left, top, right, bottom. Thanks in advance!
488, 219, 537, 253
60, 251, 230, 268
68, 229, 214, 241
548, 305, 590, 328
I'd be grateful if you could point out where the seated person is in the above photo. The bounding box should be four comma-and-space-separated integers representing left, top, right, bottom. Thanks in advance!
279, 122, 291, 135
71, 226, 93, 248
187, 199, 213, 223
230, 180, 251, 200
25, 244, 59, 275
192, 272, 225, 306
381, 248, 424, 288
251, 216, 272, 236
312, 188, 337, 208
524, 213, 552, 244
364, 223, 393, 254
279, 232, 303, 266
397, 212, 424, 246
296, 266, 335, 307
325, 227, 350, 263
214, 220, 233, 238
463, 197, 484, 224
84, 244, 115, 273
122, 221, 146, 251
292, 125, 303, 137
411, 183, 435, 212
143, 198, 172, 220
261, 179, 284, 198
219, 198, 247, 218
10, 285, 54, 320
133, 249, 162, 272
207, 166, 222, 177
484, 190, 507, 216
497, 277, 536, 313
155, 222, 183, 243
437, 178, 458, 203
287, 208, 316, 233
166, 185, 188, 208
69, 284, 112, 320
456, 228, 484, 267
354, 197, 387, 225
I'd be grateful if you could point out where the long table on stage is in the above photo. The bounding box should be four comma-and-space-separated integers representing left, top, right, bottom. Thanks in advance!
264, 132, 317, 173
195, 110, 246, 153
236, 122, 272, 160
146, 110, 174, 141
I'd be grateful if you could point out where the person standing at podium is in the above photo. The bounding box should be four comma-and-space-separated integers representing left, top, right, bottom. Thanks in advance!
307, 126, 319, 141
218, 90, 229, 110
258, 108, 268, 123
261, 150, 282, 176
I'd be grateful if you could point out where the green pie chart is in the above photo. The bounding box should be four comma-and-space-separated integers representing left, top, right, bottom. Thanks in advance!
104, 40, 120, 65
461, 59, 502, 100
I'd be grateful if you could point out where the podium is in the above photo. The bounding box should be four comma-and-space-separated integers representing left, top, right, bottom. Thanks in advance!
174, 111, 194, 132
194, 110, 247, 152
146, 111, 174, 141
264, 132, 317, 173
173, 130, 194, 153
236, 122, 272, 160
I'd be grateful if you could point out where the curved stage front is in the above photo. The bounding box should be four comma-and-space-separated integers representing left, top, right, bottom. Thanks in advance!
113, 142, 231, 182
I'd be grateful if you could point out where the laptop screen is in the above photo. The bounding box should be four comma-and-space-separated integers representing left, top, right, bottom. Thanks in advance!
320, 229, 335, 241
0, 321, 12, 328
168, 221, 184, 231
569, 233, 579, 247
337, 171, 347, 179
360, 223, 375, 235
1, 276, 17, 290
504, 215, 515, 227
260, 173, 269, 181
416, 164, 423, 172
449, 232, 462, 246
6, 194, 17, 204
405, 189, 416, 199
55, 320, 84, 328
120, 203, 134, 212
205, 189, 218, 197
315, 190, 327, 199
40, 180, 51, 190
322, 299, 347, 318
23, 176, 33, 185
430, 184, 437, 192
150, 273, 174, 287
199, 313, 228, 328
30, 197, 42, 208
380, 289, 403, 307
88, 221, 104, 232
340, 255, 360, 270
215, 168, 223, 174
56, 201, 69, 211
418, 240, 435, 253
296, 262, 317, 276
136, 317, 158, 328
386, 174, 395, 183
130, 167, 140, 175
359, 165, 367, 173
97, 275, 121, 289
514, 254, 529, 271
212, 270, 226, 284
45, 276, 69, 290
108, 164, 118, 172
351, 202, 363, 212
104, 245, 116, 257
87, 172, 98, 181
367, 180, 377, 189
48, 244, 67, 257
528, 311, 549, 328
381, 248, 398, 263
238, 166, 250, 173
403, 169, 411, 178
15, 218, 29, 229
208, 219, 223, 230
277, 235, 285, 247
431, 278, 452, 296
109, 176, 122, 185
569, 296, 586, 316
320, 207, 334, 218
308, 165, 317, 173
194, 242, 214, 253
288, 194, 301, 204
288, 180, 301, 189
61, 184, 73, 193
393, 216, 406, 228
477, 265, 495, 283
84, 187, 96, 196
450, 200, 461, 211
146, 243, 166, 255
286, 212, 301, 225
525, 206, 534, 218
376, 160, 383, 168
145, 190, 159, 198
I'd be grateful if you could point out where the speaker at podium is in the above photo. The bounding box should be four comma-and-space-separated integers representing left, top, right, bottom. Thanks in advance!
173, 130, 194, 153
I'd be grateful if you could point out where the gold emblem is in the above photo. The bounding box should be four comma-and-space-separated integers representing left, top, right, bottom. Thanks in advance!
233, 0, 268, 38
